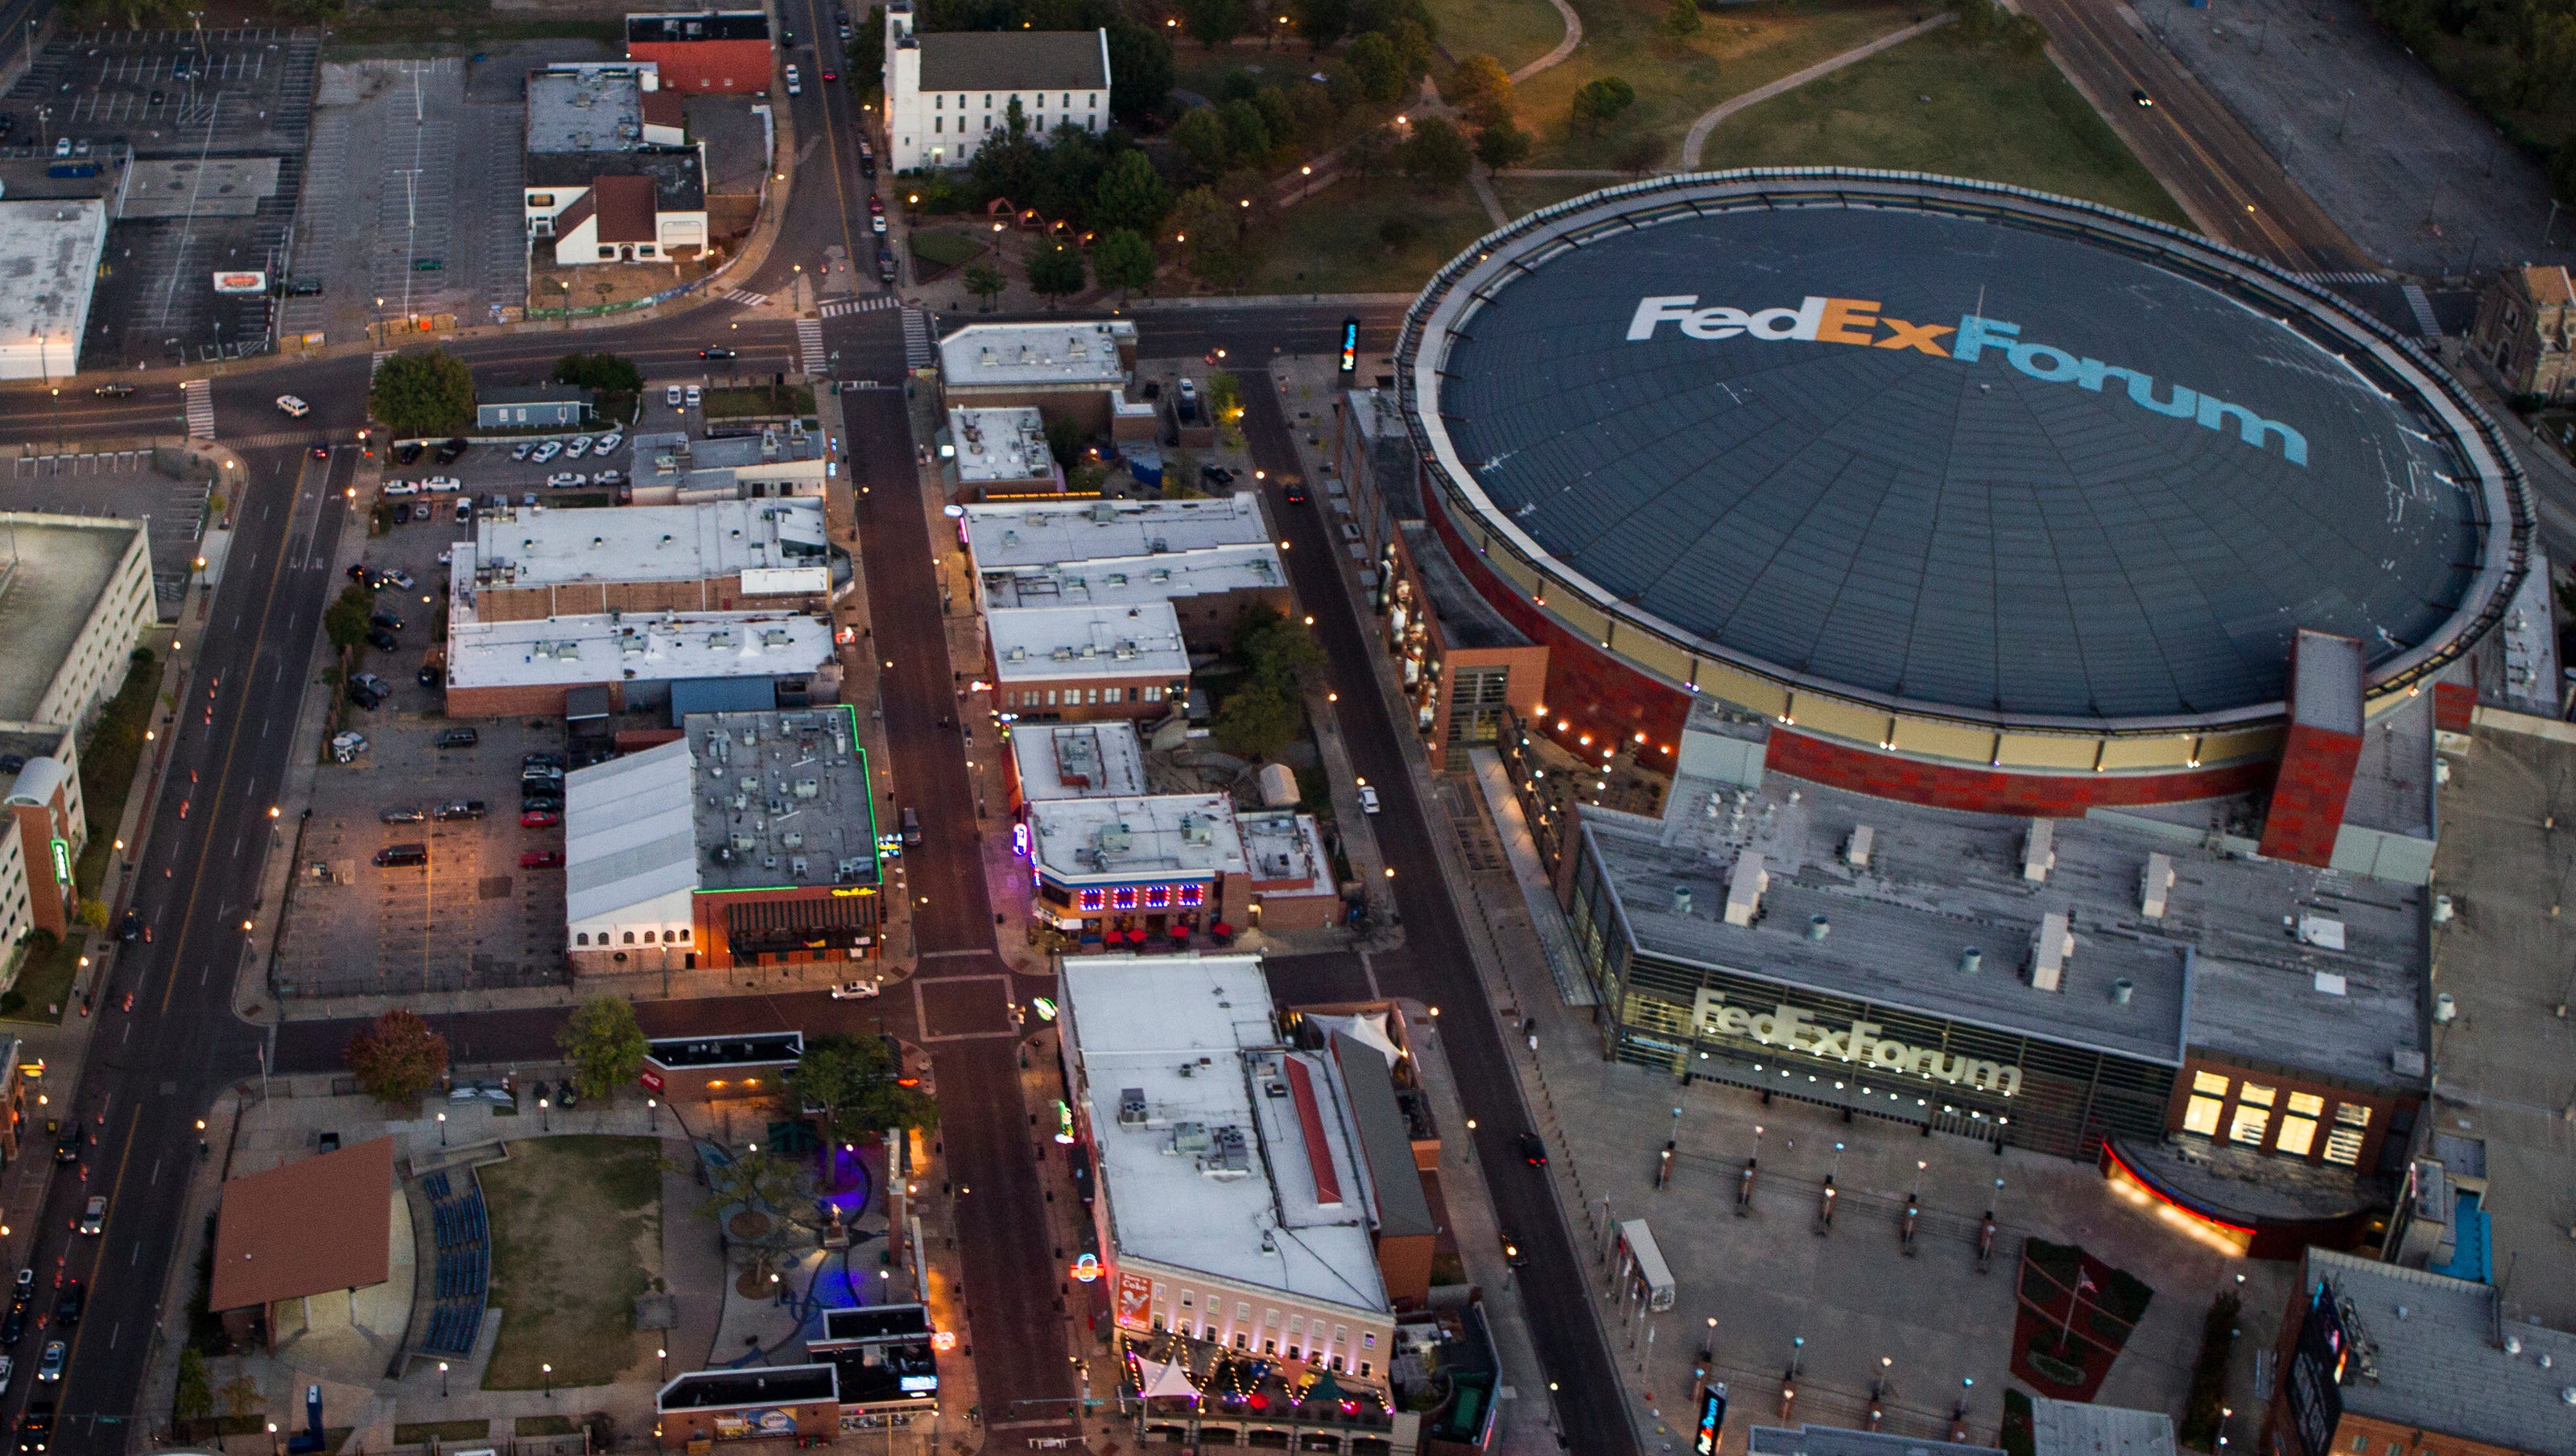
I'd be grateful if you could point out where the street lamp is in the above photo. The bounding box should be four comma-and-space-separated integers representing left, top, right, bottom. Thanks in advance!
436, 1111, 447, 1145
658, 1347, 668, 1381
539, 1096, 551, 1132
438, 1360, 449, 1397
647, 1097, 658, 1131
543, 1363, 554, 1398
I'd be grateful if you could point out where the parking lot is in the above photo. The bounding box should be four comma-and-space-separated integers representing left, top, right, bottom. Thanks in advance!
14, 28, 320, 366
0, 445, 212, 608
270, 495, 569, 1000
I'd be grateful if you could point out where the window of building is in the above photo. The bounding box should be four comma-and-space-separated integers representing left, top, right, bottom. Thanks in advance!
2229, 1082, 2273, 1146
1104, 686, 1123, 703
679, 927, 689, 942
1359, 1362, 1372, 1378
933, 116, 941, 133
1289, 1317, 1303, 1334
1330, 1357, 1344, 1372
623, 930, 636, 944
1234, 1333, 1248, 1349
1179, 884, 1203, 907
576, 933, 589, 946
1046, 690, 1059, 706
1361, 1332, 1376, 1350
1263, 1339, 1277, 1355
1145, 685, 1164, 702
2323, 1103, 2371, 1165
2275, 1090, 2324, 1158
640, 245, 655, 257
934, 94, 942, 107
981, 115, 990, 132
2183, 1070, 2227, 1136
598, 247, 615, 259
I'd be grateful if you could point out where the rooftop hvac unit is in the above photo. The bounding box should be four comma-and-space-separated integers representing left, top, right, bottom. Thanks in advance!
792, 777, 820, 799
2023, 820, 2055, 883
2030, 910, 2075, 992
2140, 852, 2175, 918
1724, 852, 1766, 926
1171, 1121, 1212, 1153
781, 831, 804, 849
1117, 1088, 1148, 1127
1843, 825, 1873, 868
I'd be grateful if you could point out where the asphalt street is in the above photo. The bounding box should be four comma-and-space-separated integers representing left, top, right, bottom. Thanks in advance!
0, 439, 350, 1453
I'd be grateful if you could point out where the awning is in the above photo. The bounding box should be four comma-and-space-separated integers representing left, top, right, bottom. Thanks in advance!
1138, 1358, 1200, 1401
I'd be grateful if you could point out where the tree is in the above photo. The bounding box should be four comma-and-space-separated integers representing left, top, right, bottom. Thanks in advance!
551, 352, 642, 394
1571, 76, 1637, 129
963, 259, 1006, 308
1294, 0, 1352, 47
1451, 54, 1514, 127
1046, 415, 1090, 469
555, 996, 646, 1102
1104, 17, 1176, 126
175, 1348, 214, 1427
369, 349, 475, 439
1215, 681, 1300, 759
324, 584, 374, 654
1253, 85, 1297, 148
1610, 126, 1663, 175
1094, 151, 1174, 233
698, 1146, 801, 1221
1168, 185, 1243, 280
1234, 604, 1328, 696
780, 1033, 938, 1145
1400, 114, 1472, 188
1660, 0, 1703, 37
1026, 241, 1088, 304
1173, 106, 1232, 177
1181, 0, 1249, 45
1218, 97, 1274, 163
1476, 118, 1532, 170
344, 1008, 448, 1107
1345, 31, 1407, 103
1206, 369, 1244, 427
1094, 227, 1157, 299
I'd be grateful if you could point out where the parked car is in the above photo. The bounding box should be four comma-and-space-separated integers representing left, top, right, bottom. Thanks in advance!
275, 394, 310, 417
784, 64, 801, 94
423, 476, 460, 492
665, 385, 683, 407
116, 910, 139, 942
398, 441, 425, 464
523, 752, 567, 769
418, 664, 442, 688
592, 468, 626, 487
370, 610, 404, 631
510, 441, 535, 461
381, 480, 420, 497
519, 794, 564, 814
700, 346, 736, 360
0, 1304, 23, 1350
436, 727, 478, 748
531, 440, 563, 463
365, 628, 399, 652
0, 1355, 14, 1389
76, 1198, 103, 1235
1175, 377, 1200, 423
1356, 783, 1381, 815
435, 438, 469, 463
374, 844, 428, 868
684, 385, 702, 406
595, 431, 623, 454
565, 435, 592, 459
544, 472, 586, 489
431, 800, 487, 822
383, 569, 415, 589
380, 806, 426, 824
830, 980, 881, 1000
519, 809, 559, 828
90, 383, 133, 398
519, 850, 564, 869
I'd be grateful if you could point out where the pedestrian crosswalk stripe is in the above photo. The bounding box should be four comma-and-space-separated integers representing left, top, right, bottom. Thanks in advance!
796, 317, 825, 376
182, 379, 215, 440
721, 287, 770, 307
819, 296, 898, 319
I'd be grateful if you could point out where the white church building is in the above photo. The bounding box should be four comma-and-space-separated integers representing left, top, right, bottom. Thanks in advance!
881, 0, 1110, 171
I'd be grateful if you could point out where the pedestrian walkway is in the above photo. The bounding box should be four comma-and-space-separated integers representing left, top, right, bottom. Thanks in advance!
182, 378, 214, 439
2404, 282, 2444, 337
796, 316, 825, 377
1511, 0, 1584, 82
1680, 12, 1954, 169
901, 307, 936, 370
721, 287, 770, 307
822, 295, 898, 319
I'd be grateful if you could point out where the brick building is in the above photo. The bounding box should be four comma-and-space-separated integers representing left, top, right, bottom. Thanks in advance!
989, 604, 1188, 724
625, 10, 771, 93
2468, 264, 2576, 401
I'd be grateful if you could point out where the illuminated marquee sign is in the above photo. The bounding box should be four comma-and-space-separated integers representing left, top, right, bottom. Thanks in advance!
1115, 1269, 1154, 1328
1690, 991, 2022, 1096
47, 839, 70, 886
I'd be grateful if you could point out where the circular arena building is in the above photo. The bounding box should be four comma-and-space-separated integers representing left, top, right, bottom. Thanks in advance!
1397, 171, 2530, 810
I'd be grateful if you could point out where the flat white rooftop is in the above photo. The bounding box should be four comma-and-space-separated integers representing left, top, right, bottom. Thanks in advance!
991, 603, 1188, 683
447, 611, 832, 691
527, 68, 645, 154
460, 499, 828, 602
948, 406, 1060, 488
0, 513, 144, 722
565, 737, 698, 929
0, 200, 105, 381
981, 542, 1285, 612
1030, 793, 1245, 883
965, 492, 1272, 572
1063, 955, 1389, 1316
1012, 721, 1149, 802
940, 320, 1133, 390
1236, 808, 1331, 892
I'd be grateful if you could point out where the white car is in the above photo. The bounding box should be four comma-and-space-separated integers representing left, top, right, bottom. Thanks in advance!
592, 468, 626, 487
785, 64, 801, 94
595, 431, 623, 455
530, 440, 563, 463
510, 442, 535, 461
422, 476, 460, 493
383, 569, 416, 589
872, 213, 888, 234
545, 472, 587, 489
275, 394, 310, 418
665, 385, 683, 407
830, 980, 881, 1000
684, 385, 702, 407
1356, 783, 1381, 815
565, 435, 593, 459
381, 480, 421, 497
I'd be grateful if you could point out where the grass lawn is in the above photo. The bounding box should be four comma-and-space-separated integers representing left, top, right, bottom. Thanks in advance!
480, 1136, 663, 1390
1492, 174, 1619, 220
395, 1421, 492, 1446
514, 1417, 579, 1437
1230, 174, 1495, 295
701, 384, 818, 420
2, 930, 86, 1023
1426, 0, 1568, 76
1511, 0, 1920, 170
72, 649, 159, 898
910, 230, 981, 273
1697, 27, 2187, 225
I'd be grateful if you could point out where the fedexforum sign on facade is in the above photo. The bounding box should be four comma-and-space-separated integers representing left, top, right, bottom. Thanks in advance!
1690, 992, 2025, 1096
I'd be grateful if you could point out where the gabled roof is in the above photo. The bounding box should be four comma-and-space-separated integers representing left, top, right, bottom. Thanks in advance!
594, 173, 659, 242
917, 30, 1105, 92
208, 1137, 395, 1311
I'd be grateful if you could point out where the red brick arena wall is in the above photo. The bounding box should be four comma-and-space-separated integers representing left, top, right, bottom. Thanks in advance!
1765, 731, 2277, 816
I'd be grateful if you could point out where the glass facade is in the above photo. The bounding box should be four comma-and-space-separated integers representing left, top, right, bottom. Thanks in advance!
1566, 829, 2177, 1159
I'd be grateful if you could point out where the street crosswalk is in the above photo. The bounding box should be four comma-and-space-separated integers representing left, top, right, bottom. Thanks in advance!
2296, 270, 2385, 286
2402, 283, 2443, 339
902, 307, 936, 370
819, 295, 898, 320
721, 287, 770, 307
372, 350, 393, 376
797, 317, 825, 377
182, 380, 215, 439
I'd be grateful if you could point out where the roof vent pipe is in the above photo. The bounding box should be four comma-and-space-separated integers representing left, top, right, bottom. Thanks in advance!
1807, 915, 1831, 942
2110, 978, 2134, 1005
1959, 948, 1982, 975
1672, 885, 1692, 917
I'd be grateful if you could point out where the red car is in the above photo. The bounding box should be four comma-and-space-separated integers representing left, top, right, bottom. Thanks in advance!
310, 444, 330, 460
519, 849, 564, 869
822, 67, 837, 81
519, 810, 559, 828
